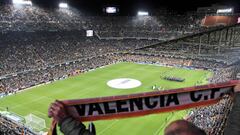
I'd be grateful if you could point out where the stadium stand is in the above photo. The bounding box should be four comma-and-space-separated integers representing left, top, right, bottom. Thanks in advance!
224, 89, 240, 135
0, 3, 240, 135
0, 114, 35, 135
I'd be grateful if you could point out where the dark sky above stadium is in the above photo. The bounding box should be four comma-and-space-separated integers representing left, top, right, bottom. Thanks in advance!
2, 0, 240, 15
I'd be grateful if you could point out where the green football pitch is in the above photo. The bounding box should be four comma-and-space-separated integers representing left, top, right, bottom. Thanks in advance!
0, 62, 212, 135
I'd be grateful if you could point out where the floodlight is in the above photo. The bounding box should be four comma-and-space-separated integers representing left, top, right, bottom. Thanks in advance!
12, 0, 32, 5
217, 8, 233, 14
238, 17, 240, 24
106, 7, 117, 14
59, 2, 68, 8
138, 11, 149, 16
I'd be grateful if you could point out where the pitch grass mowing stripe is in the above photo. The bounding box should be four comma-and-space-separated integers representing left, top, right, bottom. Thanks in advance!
0, 62, 212, 135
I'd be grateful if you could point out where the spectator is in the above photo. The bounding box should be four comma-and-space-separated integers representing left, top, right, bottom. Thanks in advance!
48, 100, 95, 135
164, 120, 206, 135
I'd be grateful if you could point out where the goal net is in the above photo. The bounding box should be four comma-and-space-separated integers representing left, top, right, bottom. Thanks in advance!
25, 114, 46, 131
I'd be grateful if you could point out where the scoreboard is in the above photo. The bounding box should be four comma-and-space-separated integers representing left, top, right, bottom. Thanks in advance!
86, 30, 93, 37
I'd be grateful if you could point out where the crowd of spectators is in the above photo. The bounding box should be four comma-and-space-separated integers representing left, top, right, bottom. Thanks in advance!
91, 15, 207, 39
0, 51, 239, 135
0, 3, 240, 135
118, 52, 228, 68
0, 54, 117, 93
0, 31, 159, 76
0, 114, 35, 135
0, 5, 86, 32
187, 95, 233, 135
1, 50, 236, 95
184, 62, 240, 134
138, 41, 240, 66
0, 4, 211, 40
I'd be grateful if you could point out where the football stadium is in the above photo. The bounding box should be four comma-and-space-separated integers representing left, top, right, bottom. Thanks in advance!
0, 0, 240, 135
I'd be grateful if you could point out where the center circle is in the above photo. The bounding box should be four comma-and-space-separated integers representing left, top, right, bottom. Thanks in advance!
107, 78, 142, 89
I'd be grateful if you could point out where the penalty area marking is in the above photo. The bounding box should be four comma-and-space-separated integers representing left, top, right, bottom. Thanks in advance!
107, 78, 142, 89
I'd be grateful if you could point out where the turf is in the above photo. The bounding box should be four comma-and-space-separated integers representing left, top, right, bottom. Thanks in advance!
0, 62, 212, 135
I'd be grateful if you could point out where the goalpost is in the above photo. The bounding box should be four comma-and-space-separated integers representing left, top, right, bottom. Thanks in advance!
25, 114, 46, 132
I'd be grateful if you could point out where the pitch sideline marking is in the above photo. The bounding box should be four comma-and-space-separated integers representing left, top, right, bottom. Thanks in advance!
98, 120, 119, 135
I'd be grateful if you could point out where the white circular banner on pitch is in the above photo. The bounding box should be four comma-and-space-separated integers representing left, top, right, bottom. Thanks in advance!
107, 78, 142, 89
